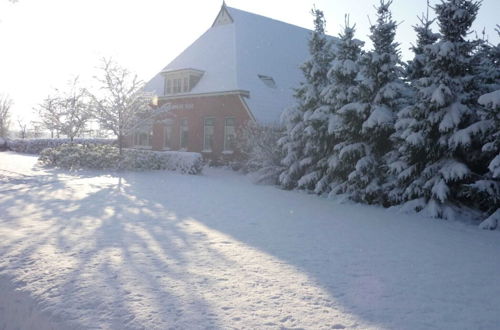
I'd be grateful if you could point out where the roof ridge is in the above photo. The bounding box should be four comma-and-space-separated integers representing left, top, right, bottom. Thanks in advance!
232, 16, 239, 92
225, 6, 313, 34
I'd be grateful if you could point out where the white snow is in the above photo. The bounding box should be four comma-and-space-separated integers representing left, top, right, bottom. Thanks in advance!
438, 159, 470, 181
362, 105, 394, 129
1, 151, 500, 329
478, 89, 500, 108
489, 153, 500, 178
431, 84, 451, 107
479, 209, 500, 230
439, 101, 468, 132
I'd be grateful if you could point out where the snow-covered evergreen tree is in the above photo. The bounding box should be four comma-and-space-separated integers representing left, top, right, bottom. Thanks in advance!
314, 17, 364, 195
391, 7, 439, 202
332, 0, 407, 204
473, 25, 500, 95
279, 8, 333, 190
474, 28, 500, 228
406, 8, 439, 81
473, 90, 500, 228
392, 0, 484, 218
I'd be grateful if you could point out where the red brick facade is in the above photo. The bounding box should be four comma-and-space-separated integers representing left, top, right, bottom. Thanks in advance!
146, 93, 253, 161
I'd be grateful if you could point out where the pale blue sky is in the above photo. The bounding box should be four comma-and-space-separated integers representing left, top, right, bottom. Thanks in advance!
0, 0, 498, 123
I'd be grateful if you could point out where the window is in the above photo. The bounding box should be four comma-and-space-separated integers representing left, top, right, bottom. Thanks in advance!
258, 74, 277, 88
134, 128, 152, 148
162, 69, 204, 95
223, 118, 236, 152
164, 124, 173, 149
180, 119, 189, 150
203, 118, 215, 152
166, 79, 172, 94
173, 78, 182, 93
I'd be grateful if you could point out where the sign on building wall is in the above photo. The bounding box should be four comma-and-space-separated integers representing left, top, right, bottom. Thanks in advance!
156, 102, 195, 115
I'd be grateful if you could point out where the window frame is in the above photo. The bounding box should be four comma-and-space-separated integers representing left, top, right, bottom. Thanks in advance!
203, 117, 216, 152
163, 123, 173, 150
165, 79, 172, 94
223, 117, 236, 153
179, 118, 189, 150
133, 127, 153, 149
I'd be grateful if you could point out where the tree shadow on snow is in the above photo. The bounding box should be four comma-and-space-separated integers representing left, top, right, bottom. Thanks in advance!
1, 166, 499, 329
0, 170, 225, 329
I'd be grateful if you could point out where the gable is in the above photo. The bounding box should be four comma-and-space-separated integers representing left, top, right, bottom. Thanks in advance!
212, 5, 234, 27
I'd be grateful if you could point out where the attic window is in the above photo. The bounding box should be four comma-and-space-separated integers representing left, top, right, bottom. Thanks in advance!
162, 69, 204, 95
258, 74, 276, 89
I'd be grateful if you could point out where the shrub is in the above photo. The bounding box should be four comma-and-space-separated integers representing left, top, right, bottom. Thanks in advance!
7, 138, 116, 154
120, 149, 203, 174
236, 122, 285, 184
38, 144, 203, 174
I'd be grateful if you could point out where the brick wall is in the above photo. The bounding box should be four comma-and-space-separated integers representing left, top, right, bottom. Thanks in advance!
151, 93, 253, 161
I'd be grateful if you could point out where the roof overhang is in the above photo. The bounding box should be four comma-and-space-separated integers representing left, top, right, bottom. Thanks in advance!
160, 68, 205, 76
157, 89, 250, 100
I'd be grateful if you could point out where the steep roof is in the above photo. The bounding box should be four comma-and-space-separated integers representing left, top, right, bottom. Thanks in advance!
144, 4, 321, 124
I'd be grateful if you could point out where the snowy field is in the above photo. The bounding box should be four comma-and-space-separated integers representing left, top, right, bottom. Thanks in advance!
0, 151, 499, 330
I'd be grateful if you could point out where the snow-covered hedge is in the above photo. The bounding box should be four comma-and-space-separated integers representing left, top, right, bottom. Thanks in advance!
39, 144, 120, 170
39, 144, 203, 174
120, 149, 203, 174
7, 138, 116, 154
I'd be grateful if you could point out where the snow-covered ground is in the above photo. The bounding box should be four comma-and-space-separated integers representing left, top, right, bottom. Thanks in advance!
0, 151, 499, 330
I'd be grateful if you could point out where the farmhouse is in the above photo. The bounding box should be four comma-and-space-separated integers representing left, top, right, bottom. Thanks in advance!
139, 2, 314, 160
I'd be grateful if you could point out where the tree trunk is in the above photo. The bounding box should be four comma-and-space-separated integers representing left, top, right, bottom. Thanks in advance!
118, 133, 123, 156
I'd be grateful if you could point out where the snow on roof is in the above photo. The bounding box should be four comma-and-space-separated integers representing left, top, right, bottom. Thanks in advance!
144, 4, 325, 124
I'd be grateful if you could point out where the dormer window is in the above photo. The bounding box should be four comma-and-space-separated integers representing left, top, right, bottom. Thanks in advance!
162, 69, 204, 95
258, 74, 277, 88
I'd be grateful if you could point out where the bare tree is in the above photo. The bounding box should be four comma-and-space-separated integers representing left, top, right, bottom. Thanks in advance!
36, 78, 92, 141
29, 121, 44, 138
0, 94, 12, 137
36, 95, 60, 138
90, 58, 153, 155
56, 78, 92, 141
17, 118, 28, 139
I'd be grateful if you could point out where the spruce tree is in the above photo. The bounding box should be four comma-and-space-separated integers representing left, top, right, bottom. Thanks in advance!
406, 9, 439, 81
473, 28, 500, 228
315, 17, 364, 195
333, 0, 407, 204
279, 8, 333, 190
392, 0, 483, 218
391, 7, 439, 202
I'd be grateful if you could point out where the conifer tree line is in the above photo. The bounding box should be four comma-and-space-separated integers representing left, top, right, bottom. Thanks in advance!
278, 0, 500, 227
